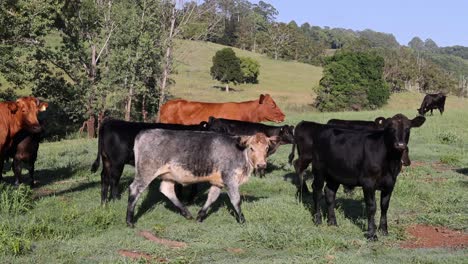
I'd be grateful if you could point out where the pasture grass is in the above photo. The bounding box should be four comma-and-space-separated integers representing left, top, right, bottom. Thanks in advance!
0, 97, 467, 263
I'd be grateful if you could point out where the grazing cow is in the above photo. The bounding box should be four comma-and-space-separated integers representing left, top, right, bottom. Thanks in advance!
159, 94, 285, 125
418, 92, 446, 116
5, 130, 41, 187
126, 130, 273, 227
91, 119, 209, 203
0, 97, 48, 182
289, 114, 425, 240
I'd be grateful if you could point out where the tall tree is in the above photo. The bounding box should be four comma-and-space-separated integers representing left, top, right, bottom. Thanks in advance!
210, 47, 242, 92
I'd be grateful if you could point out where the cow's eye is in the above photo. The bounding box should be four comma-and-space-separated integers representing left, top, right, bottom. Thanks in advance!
250, 147, 254, 151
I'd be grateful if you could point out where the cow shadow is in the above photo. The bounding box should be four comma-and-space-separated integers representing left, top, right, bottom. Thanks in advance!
283, 170, 314, 194
455, 168, 468, 176
134, 181, 265, 222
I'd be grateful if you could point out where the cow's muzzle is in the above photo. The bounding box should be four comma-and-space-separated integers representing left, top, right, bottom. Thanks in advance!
27, 125, 42, 133
256, 163, 267, 170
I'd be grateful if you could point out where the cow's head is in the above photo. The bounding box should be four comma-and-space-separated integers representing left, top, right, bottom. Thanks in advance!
257, 94, 285, 123
384, 114, 425, 151
417, 108, 426, 116
11, 97, 48, 133
238, 133, 275, 170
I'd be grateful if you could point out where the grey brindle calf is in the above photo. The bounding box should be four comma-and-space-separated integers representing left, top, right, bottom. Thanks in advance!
126, 129, 274, 227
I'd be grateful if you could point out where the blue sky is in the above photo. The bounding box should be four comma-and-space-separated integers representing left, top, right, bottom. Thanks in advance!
252, 0, 467, 47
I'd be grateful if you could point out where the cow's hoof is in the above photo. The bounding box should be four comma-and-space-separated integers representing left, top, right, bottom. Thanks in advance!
378, 228, 389, 236
327, 220, 338, 226
181, 210, 193, 220
314, 216, 322, 225
365, 233, 378, 241
126, 221, 135, 228
237, 215, 245, 224
196, 211, 206, 222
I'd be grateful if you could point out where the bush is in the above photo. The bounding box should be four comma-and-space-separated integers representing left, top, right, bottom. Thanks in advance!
240, 57, 260, 84
314, 51, 390, 111
210, 48, 243, 91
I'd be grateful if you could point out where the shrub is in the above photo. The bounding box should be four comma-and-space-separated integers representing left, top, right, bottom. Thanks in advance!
314, 51, 390, 111
240, 57, 260, 84
210, 48, 243, 92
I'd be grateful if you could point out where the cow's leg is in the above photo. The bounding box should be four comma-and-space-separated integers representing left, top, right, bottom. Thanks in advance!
430, 109, 433, 115
100, 161, 111, 204
439, 107, 444, 115
159, 181, 193, 220
0, 153, 4, 181
226, 183, 245, 223
197, 185, 221, 222
312, 170, 325, 225
378, 188, 393, 236
324, 180, 340, 226
29, 162, 35, 188
110, 163, 124, 201
293, 158, 312, 196
13, 159, 22, 186
363, 188, 377, 241
126, 177, 151, 227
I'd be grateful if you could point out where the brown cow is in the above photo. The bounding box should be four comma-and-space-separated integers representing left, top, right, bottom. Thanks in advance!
0, 97, 48, 182
159, 94, 285, 125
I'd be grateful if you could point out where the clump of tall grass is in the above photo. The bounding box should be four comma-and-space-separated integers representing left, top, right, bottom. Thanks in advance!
0, 184, 33, 215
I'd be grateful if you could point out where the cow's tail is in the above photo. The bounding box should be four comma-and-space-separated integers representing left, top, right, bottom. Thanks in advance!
288, 142, 296, 165
91, 126, 103, 173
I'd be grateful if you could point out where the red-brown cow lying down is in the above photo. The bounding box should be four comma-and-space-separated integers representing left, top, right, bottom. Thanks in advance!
0, 97, 48, 182
159, 94, 285, 125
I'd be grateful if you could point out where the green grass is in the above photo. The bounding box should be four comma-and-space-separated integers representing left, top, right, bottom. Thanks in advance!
0, 102, 467, 263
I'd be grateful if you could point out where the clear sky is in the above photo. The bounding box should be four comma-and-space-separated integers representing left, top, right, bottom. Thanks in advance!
252, 0, 468, 47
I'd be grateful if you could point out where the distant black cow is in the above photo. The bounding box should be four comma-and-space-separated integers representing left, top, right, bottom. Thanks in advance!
4, 130, 41, 187
418, 93, 446, 116
289, 114, 425, 240
126, 130, 273, 227
91, 119, 209, 203
207, 117, 294, 176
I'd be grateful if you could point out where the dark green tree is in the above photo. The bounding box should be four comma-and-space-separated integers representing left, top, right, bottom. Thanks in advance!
210, 48, 243, 92
408, 37, 424, 50
315, 51, 390, 111
240, 57, 260, 83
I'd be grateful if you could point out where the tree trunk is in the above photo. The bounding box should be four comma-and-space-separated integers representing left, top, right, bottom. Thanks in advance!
225, 83, 229, 92
156, 1, 177, 121
274, 48, 278, 60
125, 77, 133, 121
253, 34, 256, 53
141, 94, 148, 122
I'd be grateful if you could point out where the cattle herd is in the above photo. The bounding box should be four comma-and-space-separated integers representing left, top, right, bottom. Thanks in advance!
0, 92, 447, 240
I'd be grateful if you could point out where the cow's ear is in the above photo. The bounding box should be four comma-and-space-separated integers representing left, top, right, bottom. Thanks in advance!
411, 116, 426, 128
200, 121, 208, 128
259, 94, 265, 104
236, 136, 250, 150
38, 102, 48, 112
374, 117, 386, 125
7, 102, 18, 113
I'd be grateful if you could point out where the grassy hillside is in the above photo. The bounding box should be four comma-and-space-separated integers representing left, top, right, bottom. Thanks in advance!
171, 39, 323, 110
0, 108, 467, 263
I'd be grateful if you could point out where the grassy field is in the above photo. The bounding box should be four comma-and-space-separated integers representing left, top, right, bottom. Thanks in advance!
171, 39, 323, 109
0, 99, 467, 263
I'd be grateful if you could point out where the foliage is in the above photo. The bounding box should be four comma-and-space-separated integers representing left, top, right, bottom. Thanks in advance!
437, 131, 461, 145
240, 56, 260, 84
210, 48, 243, 89
315, 51, 390, 111
0, 88, 18, 101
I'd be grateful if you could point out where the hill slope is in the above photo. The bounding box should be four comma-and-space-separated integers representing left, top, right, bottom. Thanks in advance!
171, 39, 323, 110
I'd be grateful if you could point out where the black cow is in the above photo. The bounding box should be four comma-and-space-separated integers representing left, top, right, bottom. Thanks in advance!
418, 93, 446, 116
289, 114, 425, 240
3, 130, 41, 187
207, 117, 294, 176
327, 118, 411, 166
91, 119, 209, 203
126, 130, 273, 226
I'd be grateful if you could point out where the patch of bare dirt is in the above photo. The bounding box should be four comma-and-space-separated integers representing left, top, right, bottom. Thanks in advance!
409, 160, 453, 172
225, 248, 245, 254
138, 230, 187, 249
118, 249, 168, 262
400, 224, 468, 249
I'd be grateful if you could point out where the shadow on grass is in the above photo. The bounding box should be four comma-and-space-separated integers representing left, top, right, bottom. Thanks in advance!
454, 168, 468, 176
134, 181, 266, 223
211, 85, 244, 92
